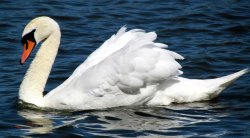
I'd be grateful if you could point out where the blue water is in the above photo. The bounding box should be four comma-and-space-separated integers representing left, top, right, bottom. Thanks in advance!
0, 0, 250, 137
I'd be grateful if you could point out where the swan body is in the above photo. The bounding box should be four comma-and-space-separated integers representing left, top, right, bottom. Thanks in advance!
19, 16, 248, 110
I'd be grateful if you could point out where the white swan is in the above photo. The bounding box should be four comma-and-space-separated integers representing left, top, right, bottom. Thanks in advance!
19, 16, 248, 110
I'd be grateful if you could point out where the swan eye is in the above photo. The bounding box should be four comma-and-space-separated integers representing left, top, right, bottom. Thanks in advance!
21, 29, 36, 46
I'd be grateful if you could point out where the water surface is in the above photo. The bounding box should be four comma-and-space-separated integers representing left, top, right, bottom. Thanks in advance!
0, 0, 249, 137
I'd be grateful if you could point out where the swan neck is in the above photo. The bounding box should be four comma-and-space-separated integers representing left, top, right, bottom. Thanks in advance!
19, 29, 61, 107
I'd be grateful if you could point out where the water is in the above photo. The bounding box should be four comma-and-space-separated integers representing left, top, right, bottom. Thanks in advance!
0, 0, 249, 137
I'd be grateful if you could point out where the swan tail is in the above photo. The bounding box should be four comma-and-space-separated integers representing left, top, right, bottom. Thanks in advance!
214, 68, 249, 88
147, 68, 248, 105
206, 68, 249, 99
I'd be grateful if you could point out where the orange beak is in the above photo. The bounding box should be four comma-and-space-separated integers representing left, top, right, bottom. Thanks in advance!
20, 40, 36, 65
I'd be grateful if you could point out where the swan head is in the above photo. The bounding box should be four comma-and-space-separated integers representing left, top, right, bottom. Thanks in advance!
20, 16, 59, 64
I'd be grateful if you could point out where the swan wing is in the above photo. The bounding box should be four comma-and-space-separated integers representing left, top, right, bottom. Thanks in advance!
76, 26, 184, 91
45, 27, 184, 108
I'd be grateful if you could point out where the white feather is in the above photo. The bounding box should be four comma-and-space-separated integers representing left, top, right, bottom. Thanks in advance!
19, 17, 248, 110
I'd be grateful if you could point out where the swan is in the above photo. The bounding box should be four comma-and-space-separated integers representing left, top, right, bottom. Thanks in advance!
19, 16, 248, 110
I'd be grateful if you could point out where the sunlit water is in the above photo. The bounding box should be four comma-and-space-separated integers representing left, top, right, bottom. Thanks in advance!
0, 0, 249, 137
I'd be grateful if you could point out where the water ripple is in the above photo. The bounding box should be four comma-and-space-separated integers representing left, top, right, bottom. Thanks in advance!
0, 0, 249, 137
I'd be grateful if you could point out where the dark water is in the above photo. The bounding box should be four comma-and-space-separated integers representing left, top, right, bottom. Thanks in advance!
0, 0, 249, 137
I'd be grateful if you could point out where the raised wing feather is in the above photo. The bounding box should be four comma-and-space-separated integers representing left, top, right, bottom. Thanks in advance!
46, 27, 184, 99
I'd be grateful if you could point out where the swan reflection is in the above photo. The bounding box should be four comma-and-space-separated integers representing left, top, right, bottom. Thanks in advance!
17, 102, 224, 136
17, 110, 54, 134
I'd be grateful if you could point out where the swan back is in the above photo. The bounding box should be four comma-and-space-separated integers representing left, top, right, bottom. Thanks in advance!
44, 27, 184, 110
